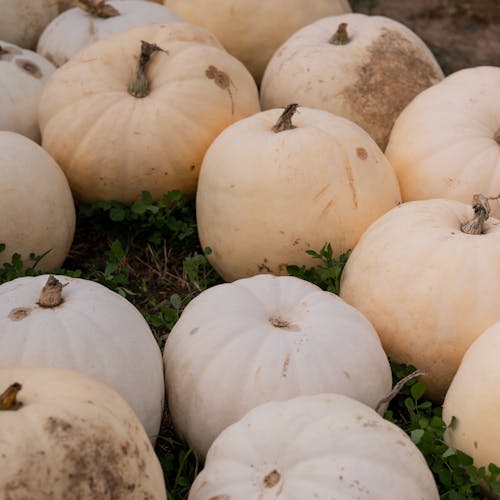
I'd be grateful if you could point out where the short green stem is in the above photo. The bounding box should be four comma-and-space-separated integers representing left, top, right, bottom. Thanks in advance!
329, 23, 349, 45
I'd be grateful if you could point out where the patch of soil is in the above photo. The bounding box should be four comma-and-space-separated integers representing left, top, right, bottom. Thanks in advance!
351, 0, 500, 74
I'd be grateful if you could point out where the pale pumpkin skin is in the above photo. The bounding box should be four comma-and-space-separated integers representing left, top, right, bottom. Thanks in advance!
0, 274, 164, 443
163, 0, 351, 83
260, 13, 444, 150
0, 132, 75, 271
188, 393, 439, 500
39, 22, 260, 204
0, 367, 166, 499
0, 42, 55, 142
37, 1, 181, 67
196, 106, 401, 282
164, 274, 393, 460
385, 66, 500, 218
340, 198, 500, 402
0, 0, 59, 49
443, 322, 500, 469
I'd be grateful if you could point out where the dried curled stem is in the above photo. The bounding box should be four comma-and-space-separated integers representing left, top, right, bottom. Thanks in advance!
38, 275, 68, 308
128, 40, 167, 98
375, 368, 425, 414
461, 193, 500, 235
76, 0, 120, 17
329, 23, 349, 45
272, 104, 299, 133
0, 383, 22, 411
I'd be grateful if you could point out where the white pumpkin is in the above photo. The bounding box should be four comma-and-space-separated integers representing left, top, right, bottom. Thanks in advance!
37, 0, 181, 67
188, 393, 439, 499
0, 274, 164, 443
164, 274, 393, 460
385, 66, 500, 218
260, 13, 444, 149
0, 367, 166, 499
0, 131, 75, 271
0, 42, 55, 142
443, 321, 500, 469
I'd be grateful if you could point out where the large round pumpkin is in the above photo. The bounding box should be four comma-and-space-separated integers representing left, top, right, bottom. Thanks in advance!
0, 131, 75, 271
164, 274, 393, 460
188, 393, 439, 499
37, 0, 181, 67
260, 13, 444, 149
38, 22, 260, 204
340, 196, 500, 401
0, 367, 166, 499
385, 66, 500, 217
196, 104, 401, 282
0, 274, 164, 443
163, 0, 351, 83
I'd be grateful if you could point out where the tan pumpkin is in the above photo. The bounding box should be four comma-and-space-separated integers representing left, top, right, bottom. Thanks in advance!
163, 0, 352, 83
196, 104, 401, 282
260, 13, 444, 149
38, 22, 260, 204
385, 66, 500, 217
0, 131, 75, 271
340, 196, 500, 401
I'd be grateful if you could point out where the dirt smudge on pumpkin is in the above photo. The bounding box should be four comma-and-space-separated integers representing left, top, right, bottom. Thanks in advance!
8, 307, 32, 321
206, 65, 235, 115
208, 496, 230, 500
281, 355, 290, 377
263, 469, 281, 488
15, 59, 43, 79
344, 161, 358, 208
341, 28, 442, 149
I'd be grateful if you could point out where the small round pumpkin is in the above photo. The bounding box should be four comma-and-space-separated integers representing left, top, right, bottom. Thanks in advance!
164, 274, 392, 460
188, 393, 439, 500
260, 13, 444, 149
39, 22, 260, 204
340, 196, 500, 401
0, 367, 166, 499
0, 274, 165, 443
196, 104, 401, 282
0, 131, 75, 271
37, 0, 181, 67
385, 66, 500, 217
0, 42, 55, 142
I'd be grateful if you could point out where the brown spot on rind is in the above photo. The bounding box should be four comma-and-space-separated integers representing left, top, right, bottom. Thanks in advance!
8, 307, 32, 321
15, 59, 43, 78
206, 65, 230, 89
356, 147, 368, 159
263, 469, 281, 488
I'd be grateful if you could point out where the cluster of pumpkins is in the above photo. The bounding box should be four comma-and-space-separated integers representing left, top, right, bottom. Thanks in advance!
1, 0, 500, 498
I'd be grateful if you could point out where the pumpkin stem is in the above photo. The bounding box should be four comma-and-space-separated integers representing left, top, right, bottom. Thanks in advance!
272, 104, 299, 133
460, 193, 500, 235
495, 129, 500, 145
375, 368, 425, 415
0, 383, 22, 411
38, 275, 68, 308
128, 40, 166, 98
76, 0, 120, 17
329, 23, 350, 45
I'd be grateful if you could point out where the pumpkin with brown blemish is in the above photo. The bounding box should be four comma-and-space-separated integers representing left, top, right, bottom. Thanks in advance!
196, 104, 401, 282
0, 367, 166, 499
260, 13, 444, 149
38, 22, 260, 204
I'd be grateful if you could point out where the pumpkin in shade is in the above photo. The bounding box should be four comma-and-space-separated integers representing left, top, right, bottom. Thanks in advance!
340, 196, 500, 402
385, 66, 500, 217
0, 42, 55, 142
163, 0, 352, 83
0, 274, 164, 443
0, 131, 75, 271
443, 321, 500, 470
188, 393, 439, 499
164, 274, 393, 460
37, 0, 181, 67
0, 367, 166, 499
196, 104, 401, 282
260, 13, 444, 149
38, 22, 260, 204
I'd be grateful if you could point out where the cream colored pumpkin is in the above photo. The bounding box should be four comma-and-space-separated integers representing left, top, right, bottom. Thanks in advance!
340, 197, 500, 402
443, 321, 500, 469
0, 274, 164, 443
189, 393, 439, 499
163, 0, 351, 83
0, 0, 59, 49
385, 66, 500, 217
37, 1, 181, 67
164, 274, 393, 460
0, 367, 166, 499
0, 42, 55, 142
39, 22, 260, 204
260, 13, 444, 149
196, 105, 401, 282
0, 132, 75, 271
